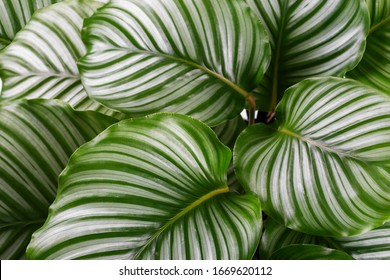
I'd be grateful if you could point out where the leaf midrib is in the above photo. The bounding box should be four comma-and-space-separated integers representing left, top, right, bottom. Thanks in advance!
2, 72, 80, 79
101, 48, 256, 108
278, 128, 360, 160
135, 186, 230, 259
369, 15, 390, 36
0, 37, 12, 44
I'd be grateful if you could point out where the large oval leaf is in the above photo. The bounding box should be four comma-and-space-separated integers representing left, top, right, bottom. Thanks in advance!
245, 0, 369, 111
234, 77, 390, 237
347, 0, 390, 94
0, 99, 116, 259
79, 0, 271, 126
0, 0, 62, 50
27, 113, 262, 260
269, 245, 354, 260
0, 0, 117, 115
261, 218, 390, 260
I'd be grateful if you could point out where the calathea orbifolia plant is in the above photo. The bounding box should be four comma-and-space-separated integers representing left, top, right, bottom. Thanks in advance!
0, 0, 389, 260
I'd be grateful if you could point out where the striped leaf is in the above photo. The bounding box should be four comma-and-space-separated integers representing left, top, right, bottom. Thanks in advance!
245, 0, 369, 111
79, 0, 271, 126
336, 220, 390, 259
261, 218, 390, 260
0, 0, 118, 115
269, 245, 354, 260
27, 113, 262, 260
0, 0, 62, 51
234, 77, 390, 237
347, 0, 390, 94
0, 99, 116, 259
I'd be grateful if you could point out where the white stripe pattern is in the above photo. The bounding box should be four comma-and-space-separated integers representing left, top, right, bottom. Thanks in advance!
0, 99, 116, 259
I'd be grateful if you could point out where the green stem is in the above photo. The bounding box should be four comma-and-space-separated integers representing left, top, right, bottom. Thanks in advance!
248, 96, 256, 126
270, 2, 288, 113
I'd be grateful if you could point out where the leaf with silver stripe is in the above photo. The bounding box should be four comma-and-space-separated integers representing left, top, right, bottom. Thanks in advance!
27, 113, 262, 260
0, 0, 62, 50
347, 0, 390, 94
0, 0, 118, 116
0, 99, 116, 259
261, 217, 390, 260
234, 77, 390, 237
245, 0, 369, 111
79, 0, 271, 126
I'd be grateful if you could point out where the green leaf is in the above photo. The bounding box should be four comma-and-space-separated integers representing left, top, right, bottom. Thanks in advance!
27, 113, 262, 260
0, 0, 62, 51
260, 218, 334, 260
213, 116, 247, 150
336, 220, 390, 259
261, 217, 390, 260
234, 77, 390, 237
0, 0, 119, 116
347, 0, 390, 93
0, 99, 116, 259
269, 245, 354, 260
79, 0, 271, 126
245, 0, 369, 111
213, 116, 246, 193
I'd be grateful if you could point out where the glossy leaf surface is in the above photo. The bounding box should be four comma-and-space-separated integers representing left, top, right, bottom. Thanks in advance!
234, 77, 390, 237
79, 0, 271, 126
27, 114, 262, 259
0, 99, 116, 259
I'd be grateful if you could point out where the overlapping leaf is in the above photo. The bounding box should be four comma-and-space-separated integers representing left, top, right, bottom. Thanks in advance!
260, 218, 334, 260
0, 0, 63, 51
269, 245, 354, 260
347, 0, 390, 93
261, 218, 390, 260
0, 99, 116, 259
213, 116, 246, 192
234, 77, 390, 237
245, 0, 369, 111
79, 0, 271, 126
27, 113, 262, 260
0, 0, 118, 115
